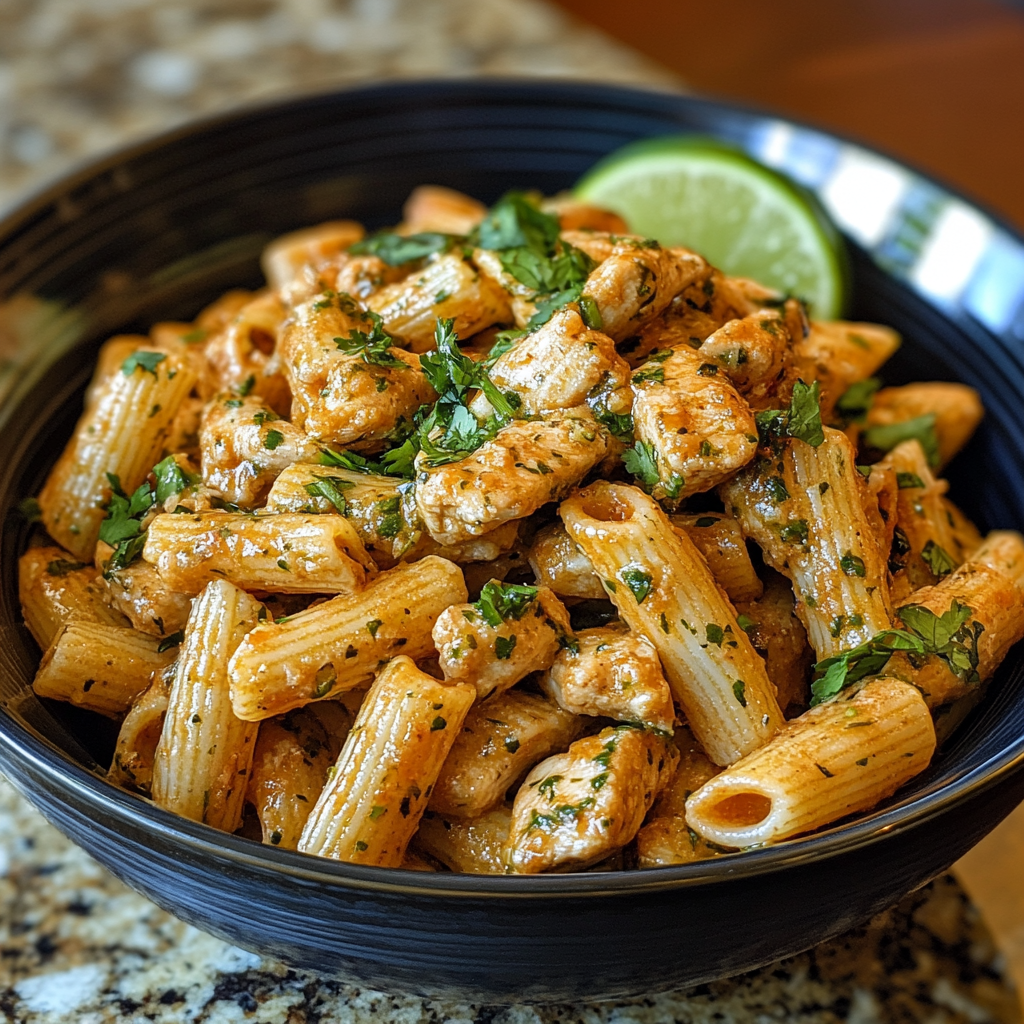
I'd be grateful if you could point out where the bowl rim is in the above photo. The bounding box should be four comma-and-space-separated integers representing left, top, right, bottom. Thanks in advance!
3, 75, 1024, 898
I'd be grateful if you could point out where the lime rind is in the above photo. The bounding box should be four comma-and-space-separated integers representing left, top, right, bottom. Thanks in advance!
576, 136, 848, 318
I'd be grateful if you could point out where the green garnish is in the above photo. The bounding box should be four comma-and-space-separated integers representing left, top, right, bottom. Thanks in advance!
474, 581, 538, 627
121, 351, 166, 376
862, 414, 940, 468
495, 635, 517, 660
921, 540, 956, 577
303, 475, 354, 514
98, 473, 155, 576
349, 231, 457, 266
333, 311, 406, 369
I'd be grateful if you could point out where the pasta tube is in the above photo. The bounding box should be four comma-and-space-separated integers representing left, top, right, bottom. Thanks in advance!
143, 511, 374, 595
721, 427, 892, 659
433, 582, 574, 699
367, 251, 512, 353
33, 621, 173, 718
865, 382, 983, 470
560, 482, 782, 765
429, 690, 580, 818
261, 220, 365, 290
229, 555, 467, 721
108, 668, 171, 795
635, 727, 722, 867
152, 580, 264, 832
402, 185, 487, 235
414, 806, 511, 874
540, 625, 676, 732
38, 349, 197, 559
671, 513, 764, 603
298, 656, 476, 865
685, 677, 935, 848
18, 546, 128, 649
247, 705, 351, 849
505, 725, 677, 873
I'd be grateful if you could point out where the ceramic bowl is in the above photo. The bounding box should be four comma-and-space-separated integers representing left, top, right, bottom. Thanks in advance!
1, 80, 1024, 1003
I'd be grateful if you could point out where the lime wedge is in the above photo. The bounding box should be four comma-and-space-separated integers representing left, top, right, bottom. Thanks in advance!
575, 136, 848, 318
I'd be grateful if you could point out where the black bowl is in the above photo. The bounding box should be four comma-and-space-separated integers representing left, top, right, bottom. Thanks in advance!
2, 79, 1024, 1004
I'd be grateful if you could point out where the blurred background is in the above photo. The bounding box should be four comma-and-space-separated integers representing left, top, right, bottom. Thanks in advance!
1, 0, 1022, 227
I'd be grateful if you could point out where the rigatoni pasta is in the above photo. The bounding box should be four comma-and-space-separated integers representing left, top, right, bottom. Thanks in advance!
18, 182, 1023, 876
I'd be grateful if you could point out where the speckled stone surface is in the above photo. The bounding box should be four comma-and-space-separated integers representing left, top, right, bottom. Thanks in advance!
0, 0, 676, 217
0, 775, 1019, 1023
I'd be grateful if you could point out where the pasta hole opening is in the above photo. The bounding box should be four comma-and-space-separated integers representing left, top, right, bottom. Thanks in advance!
705, 792, 771, 828
249, 327, 276, 355
578, 494, 634, 523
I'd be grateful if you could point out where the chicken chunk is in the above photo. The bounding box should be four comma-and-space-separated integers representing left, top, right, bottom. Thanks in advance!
401, 185, 487, 235
261, 220, 365, 291
278, 290, 436, 447
527, 522, 606, 601
540, 195, 629, 234
415, 805, 512, 874
414, 411, 609, 546
582, 241, 708, 342
505, 725, 677, 873
471, 305, 631, 419
430, 690, 580, 817
630, 347, 758, 501
540, 625, 675, 732
432, 582, 575, 700
101, 558, 194, 638
199, 394, 321, 507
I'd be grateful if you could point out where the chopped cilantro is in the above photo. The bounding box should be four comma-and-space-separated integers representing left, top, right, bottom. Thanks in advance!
495, 635, 517, 660
732, 679, 747, 707
236, 374, 256, 397
157, 631, 184, 653
474, 581, 538, 627
619, 567, 653, 604
862, 414, 940, 467
706, 624, 725, 647
46, 559, 87, 577
303, 475, 354, 514
921, 540, 956, 577
835, 378, 880, 424
153, 455, 196, 504
736, 613, 756, 633
333, 310, 406, 368
430, 716, 447, 731
121, 351, 166, 376
840, 551, 866, 577
896, 471, 926, 489
349, 231, 457, 266
263, 429, 284, 451
17, 497, 41, 523
98, 473, 155, 576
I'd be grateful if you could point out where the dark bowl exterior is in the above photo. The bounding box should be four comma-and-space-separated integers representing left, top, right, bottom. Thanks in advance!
2, 79, 1024, 1003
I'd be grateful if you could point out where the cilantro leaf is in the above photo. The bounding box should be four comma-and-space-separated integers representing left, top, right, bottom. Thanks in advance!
474, 191, 559, 254
622, 441, 660, 488
348, 231, 457, 266
921, 540, 956, 577
862, 414, 941, 467
483, 328, 527, 368
153, 456, 196, 504
896, 472, 925, 489
495, 635, 518, 660
475, 581, 539, 628
333, 311, 407, 368
835, 377, 880, 424
98, 473, 155, 576
787, 380, 825, 447
121, 351, 166, 376
303, 475, 354, 514
620, 567, 653, 604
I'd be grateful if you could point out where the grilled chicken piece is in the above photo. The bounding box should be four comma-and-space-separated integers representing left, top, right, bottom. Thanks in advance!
582, 241, 708, 342
278, 290, 436, 447
430, 690, 581, 817
433, 584, 574, 700
471, 305, 631, 420
199, 394, 320, 507
527, 521, 606, 601
541, 195, 629, 234
631, 347, 758, 502
415, 805, 512, 874
505, 725, 677, 873
414, 411, 608, 546
540, 625, 675, 732
261, 220, 365, 291
401, 185, 487, 235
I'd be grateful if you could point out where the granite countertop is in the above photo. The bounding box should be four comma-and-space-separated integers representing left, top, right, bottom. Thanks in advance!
0, 774, 1018, 1024
0, 1, 1022, 1020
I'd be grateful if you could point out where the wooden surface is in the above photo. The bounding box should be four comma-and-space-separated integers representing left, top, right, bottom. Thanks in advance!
549, 0, 1024, 229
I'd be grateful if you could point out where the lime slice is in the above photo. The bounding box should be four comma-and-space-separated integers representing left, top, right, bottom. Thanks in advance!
575, 136, 848, 318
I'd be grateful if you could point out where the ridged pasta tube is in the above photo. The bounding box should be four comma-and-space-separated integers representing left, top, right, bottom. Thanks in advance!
671, 514, 764, 603
38, 349, 197, 559
560, 482, 783, 765
152, 580, 264, 832
228, 556, 467, 721
721, 427, 892, 659
298, 656, 476, 865
143, 511, 375, 595
18, 546, 129, 649
32, 621, 173, 718
685, 677, 935, 847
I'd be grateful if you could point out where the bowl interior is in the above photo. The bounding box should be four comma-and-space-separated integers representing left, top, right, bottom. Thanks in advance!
2, 80, 1024, 880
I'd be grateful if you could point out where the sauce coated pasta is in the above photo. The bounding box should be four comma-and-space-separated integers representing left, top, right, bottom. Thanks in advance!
20, 183, 1024, 873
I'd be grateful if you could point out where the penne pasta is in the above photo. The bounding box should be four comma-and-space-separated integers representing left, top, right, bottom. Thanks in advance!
685, 677, 935, 847
108, 668, 172, 795
38, 348, 197, 559
152, 580, 264, 832
414, 805, 512, 874
143, 510, 374, 595
33, 621, 173, 718
228, 555, 467, 721
561, 482, 783, 765
671, 513, 764, 604
721, 427, 893, 660
402, 185, 487, 235
298, 656, 476, 865
261, 220, 365, 290
18, 546, 129, 649
429, 690, 580, 818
